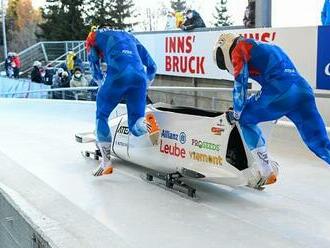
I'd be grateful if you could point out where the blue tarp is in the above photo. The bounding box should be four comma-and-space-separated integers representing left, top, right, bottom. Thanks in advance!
0, 77, 51, 98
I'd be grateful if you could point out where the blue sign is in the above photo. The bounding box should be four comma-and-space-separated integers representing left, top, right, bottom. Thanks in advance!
316, 26, 330, 90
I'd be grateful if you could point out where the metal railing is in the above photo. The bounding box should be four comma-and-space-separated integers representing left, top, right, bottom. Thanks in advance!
0, 41, 86, 77
1, 86, 330, 131
2, 86, 330, 98
18, 42, 86, 76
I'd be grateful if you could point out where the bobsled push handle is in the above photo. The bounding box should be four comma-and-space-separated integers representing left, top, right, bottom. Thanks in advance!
75, 132, 96, 143
225, 107, 236, 125
146, 94, 153, 104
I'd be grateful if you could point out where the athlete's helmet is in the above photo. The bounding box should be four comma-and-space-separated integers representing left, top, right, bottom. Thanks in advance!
91, 25, 98, 32
213, 33, 238, 74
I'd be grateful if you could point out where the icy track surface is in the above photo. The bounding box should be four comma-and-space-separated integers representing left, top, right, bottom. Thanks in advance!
0, 98, 330, 248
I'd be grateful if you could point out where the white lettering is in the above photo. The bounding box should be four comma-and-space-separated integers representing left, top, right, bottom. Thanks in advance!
325, 63, 330, 76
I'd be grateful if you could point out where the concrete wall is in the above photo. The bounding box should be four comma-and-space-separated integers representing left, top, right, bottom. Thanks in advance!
0, 192, 51, 248
151, 75, 247, 112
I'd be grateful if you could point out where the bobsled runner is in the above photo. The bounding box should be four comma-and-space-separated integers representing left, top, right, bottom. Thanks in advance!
76, 103, 277, 197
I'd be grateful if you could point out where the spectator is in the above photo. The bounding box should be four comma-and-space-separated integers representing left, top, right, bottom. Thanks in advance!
243, 0, 256, 28
58, 62, 69, 72
4, 53, 14, 78
73, 54, 84, 72
321, 0, 330, 25
70, 67, 88, 88
52, 68, 71, 99
180, 9, 206, 31
70, 67, 89, 100
52, 68, 70, 88
66, 51, 75, 73
44, 66, 55, 86
165, 11, 176, 30
175, 11, 185, 28
12, 53, 21, 78
31, 61, 44, 84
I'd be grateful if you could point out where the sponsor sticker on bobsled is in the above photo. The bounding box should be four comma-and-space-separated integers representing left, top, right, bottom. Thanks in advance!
179, 132, 186, 144
211, 127, 224, 135
116, 141, 128, 147
191, 139, 220, 151
118, 126, 129, 135
160, 140, 186, 158
161, 129, 186, 144
189, 151, 223, 166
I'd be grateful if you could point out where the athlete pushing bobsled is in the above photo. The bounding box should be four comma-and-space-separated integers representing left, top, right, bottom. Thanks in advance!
86, 25, 158, 176
213, 33, 330, 188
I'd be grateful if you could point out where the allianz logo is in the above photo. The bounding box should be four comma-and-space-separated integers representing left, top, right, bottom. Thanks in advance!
325, 63, 330, 76
161, 129, 186, 144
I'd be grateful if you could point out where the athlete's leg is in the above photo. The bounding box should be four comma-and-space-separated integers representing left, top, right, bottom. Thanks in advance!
286, 95, 330, 165
239, 93, 289, 150
125, 72, 148, 137
96, 80, 124, 142
239, 84, 303, 186
94, 76, 125, 176
124, 67, 160, 147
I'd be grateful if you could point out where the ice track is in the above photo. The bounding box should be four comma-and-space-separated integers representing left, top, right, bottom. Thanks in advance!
0, 98, 330, 248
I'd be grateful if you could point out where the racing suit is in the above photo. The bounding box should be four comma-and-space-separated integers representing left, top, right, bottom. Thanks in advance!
322, 0, 330, 25
232, 38, 330, 164
86, 28, 157, 144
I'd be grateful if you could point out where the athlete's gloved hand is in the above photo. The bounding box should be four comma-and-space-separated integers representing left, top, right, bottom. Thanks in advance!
226, 110, 239, 125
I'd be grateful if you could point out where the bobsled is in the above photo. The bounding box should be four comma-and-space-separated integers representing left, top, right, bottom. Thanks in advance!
76, 102, 276, 194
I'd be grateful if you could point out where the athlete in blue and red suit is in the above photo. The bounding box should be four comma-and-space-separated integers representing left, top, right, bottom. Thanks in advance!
213, 33, 330, 188
86, 26, 158, 176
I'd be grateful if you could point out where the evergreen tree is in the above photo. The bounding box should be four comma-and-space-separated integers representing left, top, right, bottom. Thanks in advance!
38, 0, 87, 41
85, 0, 115, 27
110, 0, 137, 30
170, 0, 186, 12
86, 0, 136, 31
213, 0, 232, 27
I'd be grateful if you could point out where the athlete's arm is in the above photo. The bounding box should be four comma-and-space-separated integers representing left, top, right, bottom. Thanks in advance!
87, 48, 103, 83
231, 42, 250, 119
133, 36, 157, 82
86, 32, 103, 83
321, 1, 327, 25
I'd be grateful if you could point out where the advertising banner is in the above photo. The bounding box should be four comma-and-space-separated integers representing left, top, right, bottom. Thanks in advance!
135, 27, 318, 88
316, 26, 330, 90
0, 78, 50, 98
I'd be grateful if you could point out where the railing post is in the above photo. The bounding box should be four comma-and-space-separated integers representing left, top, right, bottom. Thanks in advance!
65, 42, 68, 54
41, 43, 48, 62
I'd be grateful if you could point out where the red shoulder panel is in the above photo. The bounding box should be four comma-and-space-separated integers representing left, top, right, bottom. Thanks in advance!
85, 31, 96, 53
231, 41, 253, 77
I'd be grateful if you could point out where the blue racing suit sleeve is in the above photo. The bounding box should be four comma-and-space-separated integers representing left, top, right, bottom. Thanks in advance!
322, 1, 327, 25
233, 63, 249, 119
231, 42, 250, 119
133, 37, 157, 82
88, 47, 103, 83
